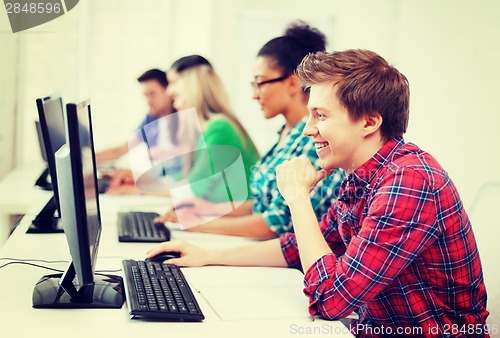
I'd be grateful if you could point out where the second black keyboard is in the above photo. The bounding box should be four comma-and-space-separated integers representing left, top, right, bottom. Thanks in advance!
122, 259, 204, 321
118, 211, 170, 242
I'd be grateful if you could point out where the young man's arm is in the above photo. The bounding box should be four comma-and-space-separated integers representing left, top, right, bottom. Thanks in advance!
276, 157, 334, 269
146, 237, 288, 267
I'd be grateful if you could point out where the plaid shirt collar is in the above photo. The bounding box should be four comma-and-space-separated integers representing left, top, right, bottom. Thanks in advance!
340, 137, 405, 204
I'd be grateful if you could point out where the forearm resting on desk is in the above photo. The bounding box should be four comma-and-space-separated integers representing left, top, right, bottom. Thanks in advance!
215, 238, 288, 267
218, 200, 253, 217
187, 213, 277, 239
173, 199, 253, 217
147, 238, 288, 268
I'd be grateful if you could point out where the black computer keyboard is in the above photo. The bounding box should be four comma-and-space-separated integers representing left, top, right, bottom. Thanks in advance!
118, 211, 170, 242
122, 259, 204, 321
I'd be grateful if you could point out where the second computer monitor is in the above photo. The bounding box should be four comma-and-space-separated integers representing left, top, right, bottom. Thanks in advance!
29, 97, 67, 233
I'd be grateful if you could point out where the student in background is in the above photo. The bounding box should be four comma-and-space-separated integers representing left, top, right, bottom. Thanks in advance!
155, 22, 344, 239
105, 56, 216, 190
95, 69, 174, 164
107, 56, 260, 202
147, 49, 489, 336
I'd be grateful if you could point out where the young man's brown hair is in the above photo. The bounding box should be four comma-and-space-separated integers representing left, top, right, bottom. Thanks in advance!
296, 49, 410, 141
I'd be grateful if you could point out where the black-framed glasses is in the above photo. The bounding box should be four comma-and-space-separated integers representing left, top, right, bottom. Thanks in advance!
250, 74, 290, 90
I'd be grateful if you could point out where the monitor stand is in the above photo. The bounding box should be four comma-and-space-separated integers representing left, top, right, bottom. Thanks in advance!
34, 167, 53, 191
32, 263, 125, 309
27, 196, 64, 233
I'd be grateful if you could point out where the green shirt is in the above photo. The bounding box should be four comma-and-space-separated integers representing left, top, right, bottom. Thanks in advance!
189, 115, 259, 203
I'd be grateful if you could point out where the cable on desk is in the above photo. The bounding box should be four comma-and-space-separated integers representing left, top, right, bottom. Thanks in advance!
0, 257, 68, 264
0, 261, 64, 272
0, 258, 123, 273
93, 255, 131, 273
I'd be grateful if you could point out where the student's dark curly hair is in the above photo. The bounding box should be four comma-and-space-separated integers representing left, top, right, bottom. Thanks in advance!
257, 21, 327, 76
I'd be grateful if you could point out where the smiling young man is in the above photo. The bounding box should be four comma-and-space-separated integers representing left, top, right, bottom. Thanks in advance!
147, 49, 489, 337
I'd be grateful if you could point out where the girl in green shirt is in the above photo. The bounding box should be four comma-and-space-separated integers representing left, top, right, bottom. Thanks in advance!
167, 62, 259, 203
107, 56, 259, 203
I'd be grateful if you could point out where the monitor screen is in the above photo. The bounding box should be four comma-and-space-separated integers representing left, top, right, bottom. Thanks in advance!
33, 121, 52, 191
28, 97, 66, 233
31, 97, 93, 233
32, 99, 124, 308
37, 97, 66, 168
35, 120, 48, 162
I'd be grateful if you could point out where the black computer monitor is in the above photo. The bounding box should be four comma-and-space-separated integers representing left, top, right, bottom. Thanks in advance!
29, 97, 67, 233
33, 120, 52, 190
32, 100, 124, 309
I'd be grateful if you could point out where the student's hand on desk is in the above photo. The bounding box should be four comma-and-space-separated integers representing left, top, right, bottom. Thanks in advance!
154, 209, 179, 224
175, 208, 207, 230
107, 168, 135, 188
146, 240, 213, 267
173, 197, 226, 216
158, 208, 206, 230
276, 157, 331, 203
154, 200, 212, 229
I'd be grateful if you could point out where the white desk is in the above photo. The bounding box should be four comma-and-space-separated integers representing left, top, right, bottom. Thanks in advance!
0, 164, 49, 245
0, 195, 354, 338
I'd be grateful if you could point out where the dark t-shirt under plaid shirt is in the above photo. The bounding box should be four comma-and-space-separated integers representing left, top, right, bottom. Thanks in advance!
280, 138, 489, 337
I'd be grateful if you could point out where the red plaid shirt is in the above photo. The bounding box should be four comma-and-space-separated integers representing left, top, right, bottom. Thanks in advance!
280, 138, 489, 337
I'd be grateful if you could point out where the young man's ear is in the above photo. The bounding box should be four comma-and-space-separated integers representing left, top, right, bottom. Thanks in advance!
362, 112, 383, 137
